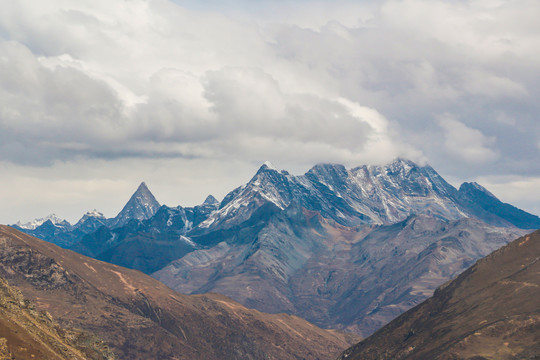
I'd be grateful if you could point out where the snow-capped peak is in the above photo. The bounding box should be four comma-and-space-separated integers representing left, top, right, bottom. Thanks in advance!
83, 209, 105, 218
113, 182, 161, 227
15, 214, 69, 230
262, 160, 277, 170
203, 195, 219, 205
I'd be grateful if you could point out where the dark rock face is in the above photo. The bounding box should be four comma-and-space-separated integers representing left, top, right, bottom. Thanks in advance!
338, 229, 540, 360
70, 202, 221, 274
458, 181, 540, 229
12, 184, 220, 274
0, 225, 357, 360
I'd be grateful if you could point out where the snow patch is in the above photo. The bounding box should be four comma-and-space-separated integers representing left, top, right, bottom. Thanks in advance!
263, 160, 277, 170
15, 214, 69, 229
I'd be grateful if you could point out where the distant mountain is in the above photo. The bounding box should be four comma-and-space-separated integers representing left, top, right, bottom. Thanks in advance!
12, 218, 74, 248
112, 182, 160, 227
0, 225, 357, 360
10, 183, 163, 249
74, 210, 107, 234
338, 229, 540, 359
14, 214, 69, 230
197, 159, 540, 233
71, 198, 220, 274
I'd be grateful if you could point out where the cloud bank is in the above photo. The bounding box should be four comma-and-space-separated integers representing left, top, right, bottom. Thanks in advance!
1, 0, 540, 222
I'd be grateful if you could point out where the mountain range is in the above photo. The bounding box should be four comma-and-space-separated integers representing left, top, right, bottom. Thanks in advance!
11, 159, 540, 336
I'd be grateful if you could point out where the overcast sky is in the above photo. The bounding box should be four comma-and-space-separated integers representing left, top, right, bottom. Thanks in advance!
1, 0, 540, 224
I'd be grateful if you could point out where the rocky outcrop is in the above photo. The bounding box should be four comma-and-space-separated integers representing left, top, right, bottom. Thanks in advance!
0, 272, 114, 360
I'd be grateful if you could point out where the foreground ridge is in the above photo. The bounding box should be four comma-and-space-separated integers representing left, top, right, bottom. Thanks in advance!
338, 229, 540, 359
0, 272, 114, 359
0, 225, 357, 360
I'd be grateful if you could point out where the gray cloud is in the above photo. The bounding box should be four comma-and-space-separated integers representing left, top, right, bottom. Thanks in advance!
1, 0, 540, 222
438, 114, 499, 164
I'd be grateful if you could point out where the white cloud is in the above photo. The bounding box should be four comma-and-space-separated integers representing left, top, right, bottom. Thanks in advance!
438, 115, 499, 164
0, 30, 408, 167
0, 0, 540, 221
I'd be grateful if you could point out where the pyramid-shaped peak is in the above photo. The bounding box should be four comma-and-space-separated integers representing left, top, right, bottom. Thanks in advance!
127, 181, 159, 204
136, 181, 150, 192
263, 161, 277, 170
203, 195, 219, 205
113, 182, 160, 227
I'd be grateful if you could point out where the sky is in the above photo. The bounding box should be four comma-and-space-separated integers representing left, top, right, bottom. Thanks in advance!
1, 0, 540, 224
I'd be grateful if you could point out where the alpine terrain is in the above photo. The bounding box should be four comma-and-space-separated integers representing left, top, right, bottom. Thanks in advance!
12, 159, 540, 336
338, 229, 540, 359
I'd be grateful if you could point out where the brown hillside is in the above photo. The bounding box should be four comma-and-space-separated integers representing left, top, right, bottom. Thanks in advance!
0, 225, 357, 360
338, 229, 540, 360
0, 273, 114, 360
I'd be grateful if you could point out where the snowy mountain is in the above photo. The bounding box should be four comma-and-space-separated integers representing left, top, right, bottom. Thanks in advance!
73, 210, 108, 234
14, 214, 70, 230
197, 159, 540, 233
112, 182, 161, 227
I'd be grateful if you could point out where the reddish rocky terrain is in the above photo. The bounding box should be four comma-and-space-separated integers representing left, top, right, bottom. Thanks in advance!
0, 225, 357, 360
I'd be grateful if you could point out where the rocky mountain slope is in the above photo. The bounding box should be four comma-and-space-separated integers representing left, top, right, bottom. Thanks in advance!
0, 225, 357, 360
0, 272, 113, 360
155, 208, 525, 336
338, 229, 540, 360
